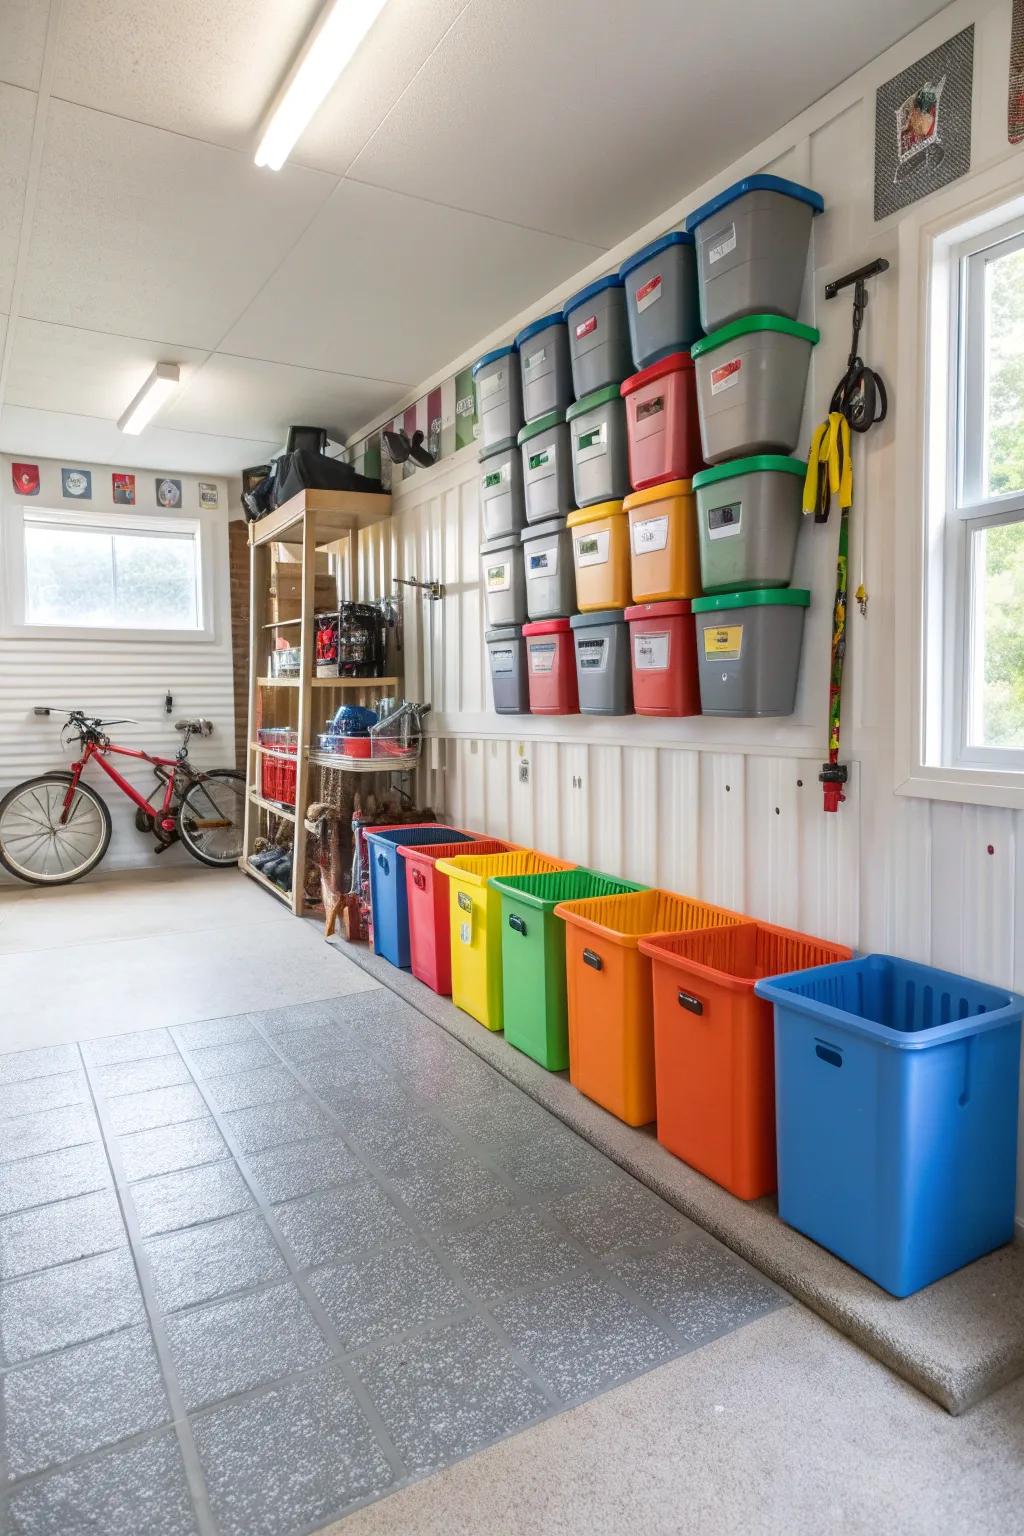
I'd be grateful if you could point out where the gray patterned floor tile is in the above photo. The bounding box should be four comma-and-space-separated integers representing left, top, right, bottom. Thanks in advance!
202, 1064, 303, 1114
82, 1031, 177, 1067
309, 1239, 467, 1350
0, 1044, 81, 1085
129, 1160, 253, 1239
221, 1099, 332, 1154
246, 1136, 365, 1204
8, 1430, 198, 1536
356, 1315, 549, 1475
146, 1210, 289, 1313
342, 1107, 466, 1176
272, 1184, 407, 1269
119, 1118, 228, 1183
437, 1206, 584, 1303
107, 1083, 208, 1137
0, 1142, 112, 1217
93, 1055, 193, 1097
608, 1238, 786, 1344
389, 1158, 517, 1232
4, 1324, 169, 1479
544, 1177, 700, 1255
172, 1017, 258, 1050
0, 1102, 99, 1164
0, 1245, 145, 1363
187, 1038, 277, 1078
0, 1188, 126, 1281
165, 1282, 330, 1410
192, 1366, 394, 1536
272, 1024, 365, 1064
0, 1070, 89, 1122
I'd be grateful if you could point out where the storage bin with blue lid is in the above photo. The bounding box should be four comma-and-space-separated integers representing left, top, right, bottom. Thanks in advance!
562, 275, 632, 399
619, 231, 701, 371
755, 953, 1024, 1296
685, 174, 824, 332
472, 343, 523, 449
516, 313, 573, 422
366, 824, 474, 969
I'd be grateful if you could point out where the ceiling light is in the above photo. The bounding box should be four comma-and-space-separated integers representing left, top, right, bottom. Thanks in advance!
255, 0, 390, 171
117, 363, 181, 435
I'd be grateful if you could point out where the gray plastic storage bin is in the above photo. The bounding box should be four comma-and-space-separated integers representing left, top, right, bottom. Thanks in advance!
691, 316, 819, 463
692, 588, 809, 716
472, 344, 524, 450
521, 515, 574, 621
516, 313, 573, 421
567, 385, 630, 508
479, 436, 526, 538
563, 276, 632, 398
693, 455, 806, 593
570, 609, 634, 715
481, 532, 528, 627
619, 231, 701, 370
486, 625, 529, 713
685, 174, 824, 332
518, 411, 575, 524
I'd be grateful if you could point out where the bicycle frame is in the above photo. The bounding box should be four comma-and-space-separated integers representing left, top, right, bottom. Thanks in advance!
61, 738, 187, 830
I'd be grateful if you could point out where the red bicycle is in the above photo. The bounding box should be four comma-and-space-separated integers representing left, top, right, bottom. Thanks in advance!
0, 709, 245, 885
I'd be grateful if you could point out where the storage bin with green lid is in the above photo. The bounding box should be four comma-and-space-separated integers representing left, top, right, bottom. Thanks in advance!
567, 385, 630, 508
567, 500, 630, 611
691, 316, 819, 463
518, 410, 575, 524
693, 455, 806, 592
479, 436, 526, 538
435, 849, 575, 1032
693, 588, 809, 716
489, 867, 648, 1070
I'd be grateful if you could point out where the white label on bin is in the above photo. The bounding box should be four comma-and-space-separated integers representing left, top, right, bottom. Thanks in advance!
576, 421, 607, 459
576, 636, 609, 672
575, 529, 610, 567
491, 646, 515, 674
525, 346, 546, 371
575, 314, 598, 340
710, 357, 742, 394
635, 394, 665, 423
708, 223, 737, 264
707, 500, 742, 539
527, 545, 558, 578
635, 273, 662, 312
459, 921, 471, 945
528, 444, 554, 474
485, 561, 512, 592
632, 513, 670, 555
635, 631, 670, 670
478, 369, 503, 400
529, 640, 557, 673
482, 462, 511, 492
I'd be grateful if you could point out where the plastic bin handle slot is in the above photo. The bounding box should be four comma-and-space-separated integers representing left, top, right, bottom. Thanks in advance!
376, 852, 389, 874
583, 947, 603, 971
815, 1040, 843, 1068
508, 913, 527, 936
412, 869, 426, 889
677, 989, 704, 1015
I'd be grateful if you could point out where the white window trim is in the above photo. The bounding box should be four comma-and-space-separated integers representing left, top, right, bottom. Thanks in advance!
1, 500, 219, 644
894, 156, 1024, 811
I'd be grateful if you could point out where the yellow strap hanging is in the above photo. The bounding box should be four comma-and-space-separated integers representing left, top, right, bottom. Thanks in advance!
802, 411, 852, 522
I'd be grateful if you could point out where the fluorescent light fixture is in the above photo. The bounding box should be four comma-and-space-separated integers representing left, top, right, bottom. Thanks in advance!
255, 0, 390, 171
117, 363, 180, 435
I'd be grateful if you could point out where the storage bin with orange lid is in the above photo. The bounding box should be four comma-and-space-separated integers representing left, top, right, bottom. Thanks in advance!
436, 849, 575, 1032
399, 838, 514, 996
624, 480, 701, 603
567, 501, 630, 611
552, 888, 743, 1125
639, 921, 852, 1198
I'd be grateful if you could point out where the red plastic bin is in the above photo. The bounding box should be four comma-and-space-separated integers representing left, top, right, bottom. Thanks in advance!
621, 352, 704, 490
523, 619, 579, 714
258, 728, 297, 805
399, 838, 514, 994
625, 601, 700, 716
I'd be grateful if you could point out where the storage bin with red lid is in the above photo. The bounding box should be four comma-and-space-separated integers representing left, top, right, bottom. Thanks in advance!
625, 601, 700, 716
621, 353, 704, 490
399, 837, 514, 995
523, 619, 578, 714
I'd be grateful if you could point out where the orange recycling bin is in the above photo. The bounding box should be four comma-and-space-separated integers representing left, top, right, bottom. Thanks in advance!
639, 920, 853, 1198
553, 888, 742, 1126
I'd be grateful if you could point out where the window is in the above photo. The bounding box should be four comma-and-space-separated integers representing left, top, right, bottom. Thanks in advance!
19, 508, 202, 632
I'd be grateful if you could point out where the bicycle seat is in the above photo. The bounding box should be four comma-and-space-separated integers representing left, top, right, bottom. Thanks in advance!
175, 718, 214, 737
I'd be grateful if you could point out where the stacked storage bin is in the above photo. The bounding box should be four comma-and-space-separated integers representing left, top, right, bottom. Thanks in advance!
605, 233, 704, 719
684, 175, 823, 718
476, 344, 529, 716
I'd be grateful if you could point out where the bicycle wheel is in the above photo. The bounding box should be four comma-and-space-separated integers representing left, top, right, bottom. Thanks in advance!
0, 774, 112, 886
177, 770, 246, 867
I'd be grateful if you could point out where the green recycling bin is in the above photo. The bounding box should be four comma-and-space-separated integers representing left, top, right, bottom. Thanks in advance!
489, 867, 647, 1070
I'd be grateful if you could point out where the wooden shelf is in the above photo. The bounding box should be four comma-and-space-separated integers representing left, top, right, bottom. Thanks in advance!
250, 488, 391, 548
247, 790, 296, 821
240, 858, 292, 904
256, 676, 399, 690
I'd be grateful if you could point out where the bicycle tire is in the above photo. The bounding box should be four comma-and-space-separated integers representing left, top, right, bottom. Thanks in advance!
177, 770, 246, 868
0, 773, 112, 886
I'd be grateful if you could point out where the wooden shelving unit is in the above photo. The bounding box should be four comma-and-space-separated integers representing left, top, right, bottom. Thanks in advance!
241, 486, 395, 915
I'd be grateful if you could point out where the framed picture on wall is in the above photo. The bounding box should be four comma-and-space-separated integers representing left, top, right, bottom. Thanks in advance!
874, 26, 974, 219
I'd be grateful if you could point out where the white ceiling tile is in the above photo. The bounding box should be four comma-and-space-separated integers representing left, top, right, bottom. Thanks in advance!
21, 101, 338, 348
0, 83, 36, 312
221, 178, 603, 381
0, 0, 50, 90
346, 0, 949, 247
51, 0, 322, 150
5, 319, 209, 420
163, 353, 404, 443
0, 402, 279, 476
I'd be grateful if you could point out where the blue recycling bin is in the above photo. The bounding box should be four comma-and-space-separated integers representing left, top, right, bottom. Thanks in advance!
365, 825, 473, 969
756, 954, 1024, 1296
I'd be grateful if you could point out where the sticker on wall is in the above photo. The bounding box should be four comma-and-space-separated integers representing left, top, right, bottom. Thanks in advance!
112, 473, 136, 505
11, 462, 39, 496
454, 366, 478, 451
62, 467, 92, 499
155, 477, 182, 508
873, 26, 974, 220
198, 481, 219, 509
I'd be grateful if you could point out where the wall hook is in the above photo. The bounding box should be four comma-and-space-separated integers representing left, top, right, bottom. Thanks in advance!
394, 577, 444, 601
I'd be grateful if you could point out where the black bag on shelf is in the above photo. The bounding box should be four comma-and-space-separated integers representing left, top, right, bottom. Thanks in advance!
243, 449, 385, 524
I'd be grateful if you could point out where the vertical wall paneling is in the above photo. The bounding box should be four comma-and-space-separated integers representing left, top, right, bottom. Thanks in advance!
656, 749, 702, 896
700, 753, 747, 914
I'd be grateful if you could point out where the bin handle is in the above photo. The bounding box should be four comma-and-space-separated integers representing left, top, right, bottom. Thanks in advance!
376, 852, 389, 875
677, 989, 704, 1015
583, 947, 603, 971
412, 868, 426, 889
815, 1040, 843, 1068
508, 913, 527, 936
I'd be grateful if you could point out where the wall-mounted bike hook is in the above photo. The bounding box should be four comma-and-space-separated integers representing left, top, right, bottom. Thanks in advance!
394, 577, 445, 602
